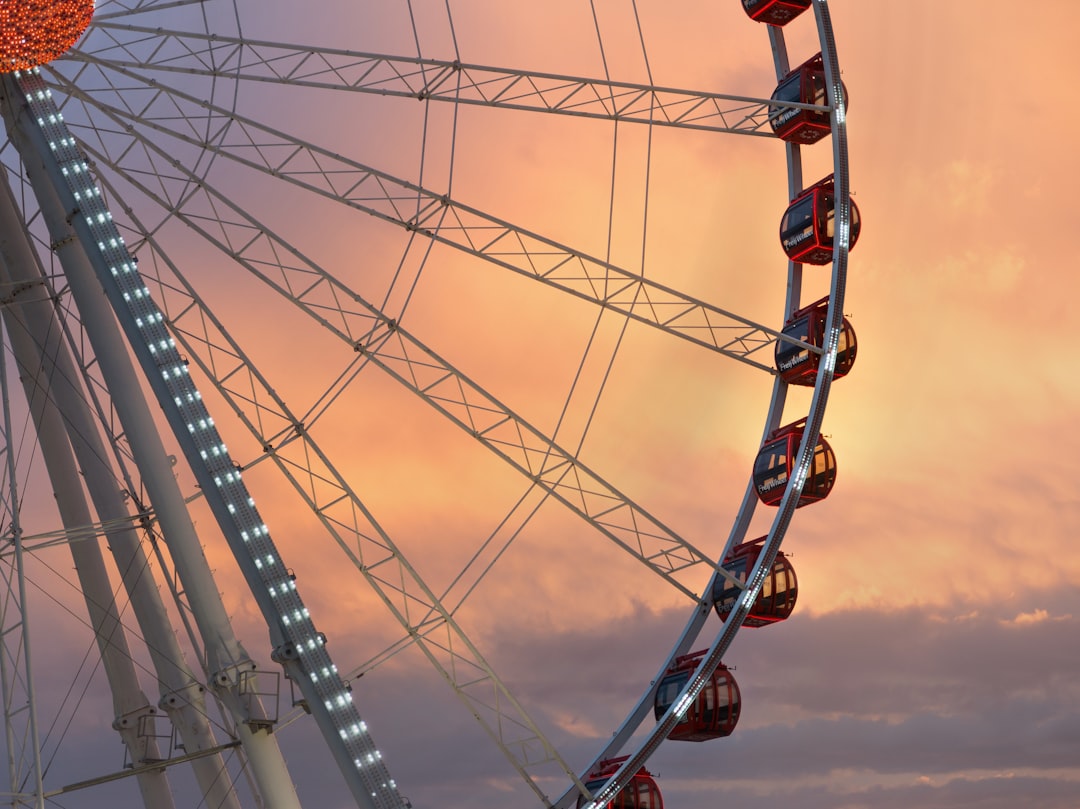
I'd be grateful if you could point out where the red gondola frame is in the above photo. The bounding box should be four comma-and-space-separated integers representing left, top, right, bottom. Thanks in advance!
741, 0, 812, 26
753, 418, 836, 507
713, 536, 798, 627
770, 53, 835, 144
779, 174, 861, 265
775, 295, 857, 386
654, 650, 741, 741
578, 758, 663, 809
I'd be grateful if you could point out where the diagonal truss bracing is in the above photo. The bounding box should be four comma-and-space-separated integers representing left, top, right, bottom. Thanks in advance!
41, 66, 748, 804
77, 103, 730, 599
74, 24, 827, 137
93, 185, 595, 804
48, 56, 799, 370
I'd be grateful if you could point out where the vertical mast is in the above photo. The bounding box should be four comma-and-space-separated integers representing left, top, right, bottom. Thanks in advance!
0, 318, 44, 809
0, 74, 303, 809
2, 67, 406, 809
0, 169, 251, 809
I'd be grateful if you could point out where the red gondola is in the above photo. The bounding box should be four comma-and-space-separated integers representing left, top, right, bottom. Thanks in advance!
741, 0, 811, 26
775, 296, 857, 386
654, 650, 741, 741
779, 175, 861, 265
770, 53, 840, 144
713, 536, 798, 627
753, 418, 836, 507
577, 758, 663, 809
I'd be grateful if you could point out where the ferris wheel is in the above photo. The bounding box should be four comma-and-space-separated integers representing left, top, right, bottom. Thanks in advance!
0, 1, 856, 808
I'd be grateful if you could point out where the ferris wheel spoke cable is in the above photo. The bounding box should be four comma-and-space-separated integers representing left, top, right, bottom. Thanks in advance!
75, 24, 822, 138
0, 3, 855, 805
49, 160, 590, 802
48, 55, 797, 368
51, 86, 744, 597
92, 0, 212, 23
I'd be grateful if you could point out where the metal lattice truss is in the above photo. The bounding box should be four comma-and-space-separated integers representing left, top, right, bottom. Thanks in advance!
9, 19, 818, 802
91, 0, 215, 21
75, 22, 828, 137
48, 52, 792, 371
18, 37, 764, 799
65, 95, 733, 596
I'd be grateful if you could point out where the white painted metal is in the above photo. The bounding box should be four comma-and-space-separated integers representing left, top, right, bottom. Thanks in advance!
0, 328, 45, 809
0, 1, 853, 805
0, 173, 244, 809
0, 214, 176, 809
0, 73, 308, 809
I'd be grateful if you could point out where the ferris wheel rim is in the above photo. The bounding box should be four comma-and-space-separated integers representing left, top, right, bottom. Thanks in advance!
560, 2, 852, 805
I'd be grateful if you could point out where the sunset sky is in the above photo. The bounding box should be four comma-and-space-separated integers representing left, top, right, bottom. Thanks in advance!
3, 2, 1079, 809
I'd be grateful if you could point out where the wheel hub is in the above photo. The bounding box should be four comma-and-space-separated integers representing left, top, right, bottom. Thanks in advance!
0, 0, 94, 72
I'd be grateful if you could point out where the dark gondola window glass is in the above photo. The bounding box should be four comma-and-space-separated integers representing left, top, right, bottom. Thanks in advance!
718, 553, 749, 615
776, 313, 812, 379
769, 72, 802, 131
780, 194, 816, 255
753, 438, 790, 500
637, 782, 660, 809
810, 70, 827, 105
654, 671, 690, 719
820, 191, 836, 246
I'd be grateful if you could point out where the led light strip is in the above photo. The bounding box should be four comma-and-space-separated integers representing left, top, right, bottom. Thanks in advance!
11, 68, 405, 809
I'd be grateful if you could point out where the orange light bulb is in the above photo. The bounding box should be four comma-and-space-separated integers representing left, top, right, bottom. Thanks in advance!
1, 0, 95, 72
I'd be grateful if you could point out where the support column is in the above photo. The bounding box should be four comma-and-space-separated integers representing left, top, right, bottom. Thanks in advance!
0, 76, 303, 809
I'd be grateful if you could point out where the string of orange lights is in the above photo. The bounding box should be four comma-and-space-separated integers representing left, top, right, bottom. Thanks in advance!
0, 0, 94, 71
